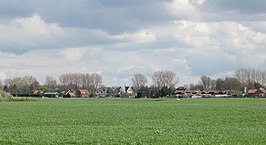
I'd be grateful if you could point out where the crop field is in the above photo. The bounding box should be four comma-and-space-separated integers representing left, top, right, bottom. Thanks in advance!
0, 98, 265, 144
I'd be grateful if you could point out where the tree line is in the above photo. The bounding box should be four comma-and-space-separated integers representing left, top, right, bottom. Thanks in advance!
2, 73, 102, 96
0, 68, 266, 97
132, 68, 266, 97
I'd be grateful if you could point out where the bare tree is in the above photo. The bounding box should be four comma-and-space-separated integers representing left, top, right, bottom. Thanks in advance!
132, 73, 148, 91
235, 68, 266, 88
152, 71, 178, 89
82, 73, 91, 89
163, 71, 179, 89
59, 74, 68, 86
152, 71, 164, 88
91, 73, 102, 90
45, 75, 57, 89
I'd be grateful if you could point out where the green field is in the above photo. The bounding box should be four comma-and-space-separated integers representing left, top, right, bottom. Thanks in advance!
0, 98, 265, 144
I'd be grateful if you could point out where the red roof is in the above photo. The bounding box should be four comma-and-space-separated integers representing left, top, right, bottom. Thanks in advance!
248, 88, 266, 94
68, 92, 76, 97
248, 89, 257, 94
78, 89, 89, 95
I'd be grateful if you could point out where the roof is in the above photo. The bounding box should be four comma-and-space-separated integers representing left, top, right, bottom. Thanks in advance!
68, 92, 76, 97
259, 88, 266, 93
175, 90, 185, 94
175, 89, 193, 94
248, 88, 266, 94
78, 89, 89, 95
176, 86, 186, 90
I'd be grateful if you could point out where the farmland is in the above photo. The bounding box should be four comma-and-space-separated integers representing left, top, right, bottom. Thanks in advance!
0, 98, 265, 144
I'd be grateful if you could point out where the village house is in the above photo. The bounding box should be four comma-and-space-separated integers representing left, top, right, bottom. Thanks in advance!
125, 86, 137, 98
60, 90, 76, 98
175, 87, 229, 98
247, 88, 266, 98
175, 87, 193, 98
109, 87, 123, 97
31, 90, 44, 97
76, 89, 90, 98
96, 87, 108, 98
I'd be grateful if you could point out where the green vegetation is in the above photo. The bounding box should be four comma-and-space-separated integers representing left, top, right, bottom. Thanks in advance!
0, 90, 13, 101
0, 98, 265, 144
0, 90, 38, 102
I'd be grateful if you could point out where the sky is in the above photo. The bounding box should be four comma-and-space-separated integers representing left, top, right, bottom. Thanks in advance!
0, 0, 266, 86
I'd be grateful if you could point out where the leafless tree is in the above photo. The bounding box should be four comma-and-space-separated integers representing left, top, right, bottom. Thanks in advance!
59, 73, 102, 91
152, 71, 178, 89
59, 74, 68, 86
45, 75, 57, 89
235, 68, 266, 88
152, 71, 164, 88
90, 73, 102, 90
132, 73, 148, 91
81, 73, 91, 89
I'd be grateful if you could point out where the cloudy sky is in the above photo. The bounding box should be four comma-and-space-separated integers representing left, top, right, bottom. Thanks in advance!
0, 0, 266, 86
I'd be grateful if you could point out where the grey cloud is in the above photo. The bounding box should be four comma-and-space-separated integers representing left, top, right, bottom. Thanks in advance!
0, 0, 34, 18
202, 0, 266, 14
98, 0, 170, 7
33, 0, 172, 34
187, 53, 239, 76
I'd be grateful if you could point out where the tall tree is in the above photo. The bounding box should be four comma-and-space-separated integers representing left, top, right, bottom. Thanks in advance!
90, 73, 102, 90
59, 73, 93, 90
200, 75, 212, 89
4, 76, 39, 95
45, 75, 57, 89
215, 77, 242, 91
132, 73, 148, 91
59, 74, 68, 87
152, 71, 178, 89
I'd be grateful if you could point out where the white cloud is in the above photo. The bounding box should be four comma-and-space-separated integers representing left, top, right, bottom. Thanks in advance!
14, 13, 62, 36
60, 47, 88, 61
189, 0, 206, 6
165, 0, 204, 19
112, 29, 156, 45
0, 14, 62, 52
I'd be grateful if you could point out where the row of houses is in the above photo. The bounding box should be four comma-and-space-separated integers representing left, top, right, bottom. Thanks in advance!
175, 86, 266, 98
41, 86, 135, 98
39, 86, 266, 98
175, 87, 229, 98
42, 89, 90, 98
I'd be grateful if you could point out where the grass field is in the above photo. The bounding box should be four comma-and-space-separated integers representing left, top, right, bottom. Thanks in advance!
0, 98, 265, 144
